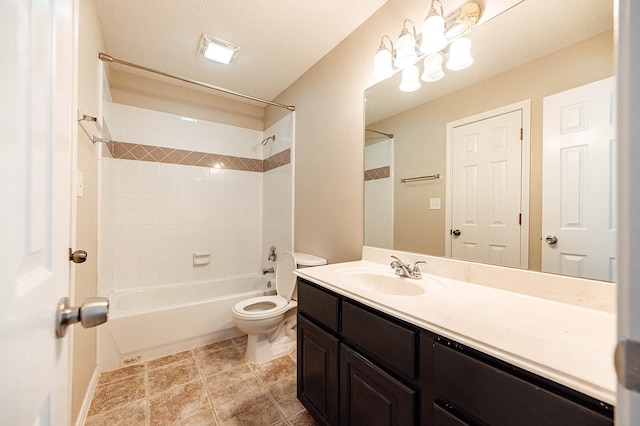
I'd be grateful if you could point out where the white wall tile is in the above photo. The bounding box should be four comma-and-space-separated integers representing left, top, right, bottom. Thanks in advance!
98, 105, 296, 293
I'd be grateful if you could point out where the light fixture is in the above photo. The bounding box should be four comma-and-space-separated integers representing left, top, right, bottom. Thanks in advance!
399, 64, 421, 92
373, 35, 395, 81
394, 19, 418, 69
420, 0, 448, 55
446, 36, 473, 70
421, 52, 445, 82
199, 34, 239, 65
373, 2, 480, 92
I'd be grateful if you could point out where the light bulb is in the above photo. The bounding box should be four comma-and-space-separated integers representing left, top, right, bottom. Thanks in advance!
399, 64, 421, 92
421, 52, 445, 82
447, 37, 473, 71
420, 12, 448, 55
373, 47, 394, 81
394, 26, 418, 69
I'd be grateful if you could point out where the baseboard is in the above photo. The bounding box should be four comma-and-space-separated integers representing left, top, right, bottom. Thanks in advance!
75, 367, 100, 426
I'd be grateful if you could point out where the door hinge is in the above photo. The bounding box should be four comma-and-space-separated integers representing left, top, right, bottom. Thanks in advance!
518, 213, 522, 225
520, 128, 523, 140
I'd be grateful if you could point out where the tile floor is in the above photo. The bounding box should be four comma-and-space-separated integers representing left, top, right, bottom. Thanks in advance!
85, 335, 317, 425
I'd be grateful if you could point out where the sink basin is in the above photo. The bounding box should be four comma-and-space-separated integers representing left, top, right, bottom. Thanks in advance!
337, 271, 426, 296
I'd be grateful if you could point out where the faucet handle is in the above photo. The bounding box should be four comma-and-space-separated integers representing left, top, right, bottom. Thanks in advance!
411, 261, 426, 277
390, 255, 406, 265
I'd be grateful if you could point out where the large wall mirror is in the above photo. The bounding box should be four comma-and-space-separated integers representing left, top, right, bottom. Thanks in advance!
364, 0, 614, 281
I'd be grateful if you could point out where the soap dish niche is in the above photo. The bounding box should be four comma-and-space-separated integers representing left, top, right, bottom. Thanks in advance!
193, 253, 210, 266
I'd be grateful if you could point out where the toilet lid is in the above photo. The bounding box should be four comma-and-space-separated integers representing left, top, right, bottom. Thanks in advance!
233, 295, 293, 320
276, 251, 297, 301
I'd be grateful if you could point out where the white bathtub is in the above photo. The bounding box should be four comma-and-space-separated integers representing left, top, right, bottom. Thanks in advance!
98, 275, 274, 371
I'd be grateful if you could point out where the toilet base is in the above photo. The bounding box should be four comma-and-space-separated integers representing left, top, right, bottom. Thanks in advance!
245, 333, 296, 364
243, 313, 297, 364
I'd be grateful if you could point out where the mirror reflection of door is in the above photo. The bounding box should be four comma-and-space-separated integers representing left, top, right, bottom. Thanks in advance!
448, 106, 527, 268
542, 77, 616, 281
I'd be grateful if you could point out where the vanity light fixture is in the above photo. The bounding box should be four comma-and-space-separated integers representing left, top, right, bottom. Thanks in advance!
372, 1, 481, 92
446, 36, 473, 70
373, 35, 395, 81
420, 0, 448, 55
394, 19, 419, 69
400, 64, 422, 92
199, 34, 239, 65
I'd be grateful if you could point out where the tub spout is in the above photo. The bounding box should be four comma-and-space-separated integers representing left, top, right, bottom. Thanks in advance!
262, 267, 274, 275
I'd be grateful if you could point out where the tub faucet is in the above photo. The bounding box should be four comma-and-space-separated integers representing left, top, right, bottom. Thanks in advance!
390, 256, 425, 279
262, 267, 275, 275
267, 245, 277, 262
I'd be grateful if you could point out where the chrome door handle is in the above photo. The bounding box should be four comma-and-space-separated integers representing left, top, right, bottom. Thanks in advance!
451, 229, 461, 237
55, 297, 109, 338
545, 235, 558, 245
69, 248, 88, 263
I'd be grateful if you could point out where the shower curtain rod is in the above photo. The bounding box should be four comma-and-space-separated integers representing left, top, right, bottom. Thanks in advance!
365, 128, 394, 138
98, 52, 296, 111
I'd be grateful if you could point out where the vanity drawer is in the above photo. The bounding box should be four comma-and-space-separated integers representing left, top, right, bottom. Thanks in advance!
298, 279, 340, 333
434, 343, 612, 425
341, 301, 416, 379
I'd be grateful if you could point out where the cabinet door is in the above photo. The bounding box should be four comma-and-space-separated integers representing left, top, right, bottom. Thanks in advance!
297, 314, 339, 425
340, 345, 415, 426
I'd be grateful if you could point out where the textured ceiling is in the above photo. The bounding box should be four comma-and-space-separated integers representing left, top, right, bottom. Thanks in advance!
96, 0, 388, 103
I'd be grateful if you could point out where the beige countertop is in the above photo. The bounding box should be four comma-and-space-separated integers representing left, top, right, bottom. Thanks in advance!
295, 255, 617, 406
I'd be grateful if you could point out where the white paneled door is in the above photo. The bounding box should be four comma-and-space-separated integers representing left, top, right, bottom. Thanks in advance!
449, 110, 524, 268
0, 0, 74, 424
542, 77, 616, 281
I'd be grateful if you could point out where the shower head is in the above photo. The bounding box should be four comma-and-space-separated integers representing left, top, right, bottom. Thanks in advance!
261, 135, 276, 145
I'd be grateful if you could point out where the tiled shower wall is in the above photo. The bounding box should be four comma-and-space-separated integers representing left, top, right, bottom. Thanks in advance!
98, 102, 293, 294
364, 139, 393, 249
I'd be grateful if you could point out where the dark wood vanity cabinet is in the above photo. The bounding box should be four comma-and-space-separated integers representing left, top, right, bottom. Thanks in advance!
296, 278, 613, 426
340, 344, 415, 426
432, 338, 614, 425
297, 314, 339, 425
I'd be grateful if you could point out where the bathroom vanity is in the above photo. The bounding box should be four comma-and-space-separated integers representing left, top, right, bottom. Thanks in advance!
295, 248, 616, 425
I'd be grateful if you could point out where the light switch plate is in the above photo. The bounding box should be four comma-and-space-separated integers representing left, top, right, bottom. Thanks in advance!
430, 197, 441, 210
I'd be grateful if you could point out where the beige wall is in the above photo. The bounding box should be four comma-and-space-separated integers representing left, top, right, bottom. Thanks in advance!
109, 70, 265, 130
265, 4, 400, 263
73, 0, 104, 422
371, 31, 613, 270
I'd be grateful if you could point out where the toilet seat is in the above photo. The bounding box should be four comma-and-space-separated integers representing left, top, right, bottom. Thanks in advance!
232, 295, 297, 320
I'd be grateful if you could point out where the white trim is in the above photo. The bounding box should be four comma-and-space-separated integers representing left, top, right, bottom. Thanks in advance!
445, 99, 531, 269
617, 0, 640, 421
74, 367, 100, 426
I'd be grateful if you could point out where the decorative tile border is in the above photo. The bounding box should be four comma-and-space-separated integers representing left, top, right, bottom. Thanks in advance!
364, 166, 390, 181
263, 149, 291, 172
107, 141, 290, 173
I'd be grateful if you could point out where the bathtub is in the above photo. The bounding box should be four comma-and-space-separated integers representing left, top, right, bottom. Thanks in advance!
98, 274, 274, 371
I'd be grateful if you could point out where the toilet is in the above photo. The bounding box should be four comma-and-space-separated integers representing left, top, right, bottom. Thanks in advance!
232, 251, 326, 364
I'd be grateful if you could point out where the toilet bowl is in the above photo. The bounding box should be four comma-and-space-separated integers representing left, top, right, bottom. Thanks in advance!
232, 251, 326, 363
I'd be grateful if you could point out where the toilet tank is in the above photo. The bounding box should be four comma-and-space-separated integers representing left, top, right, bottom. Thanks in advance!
294, 252, 328, 268
284, 252, 327, 301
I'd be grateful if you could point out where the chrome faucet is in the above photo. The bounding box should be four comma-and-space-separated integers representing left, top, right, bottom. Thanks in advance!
390, 256, 426, 279
262, 267, 275, 275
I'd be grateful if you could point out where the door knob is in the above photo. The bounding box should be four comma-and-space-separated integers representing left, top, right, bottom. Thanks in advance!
451, 229, 461, 237
69, 248, 88, 263
55, 297, 109, 338
545, 235, 558, 245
